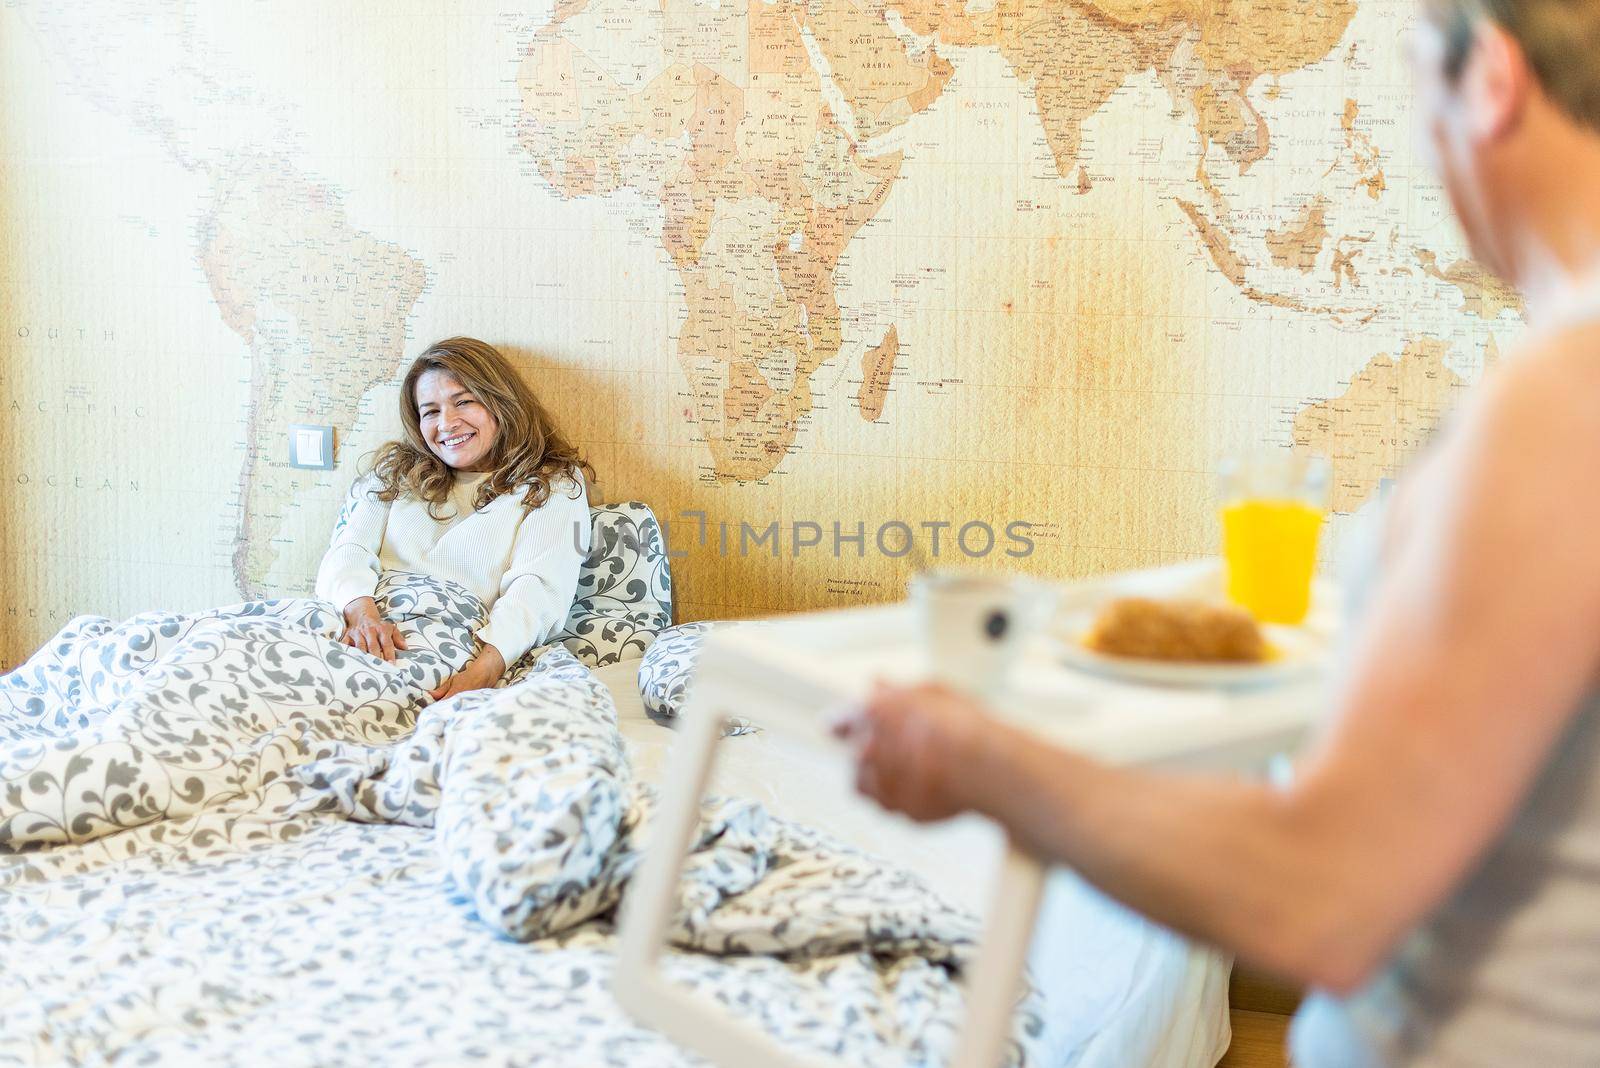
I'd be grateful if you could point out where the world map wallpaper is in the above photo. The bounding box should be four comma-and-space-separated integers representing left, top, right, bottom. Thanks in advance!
0, 0, 1520, 667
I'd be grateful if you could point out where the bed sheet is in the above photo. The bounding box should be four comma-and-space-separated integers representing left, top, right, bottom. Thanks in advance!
592, 660, 1233, 1068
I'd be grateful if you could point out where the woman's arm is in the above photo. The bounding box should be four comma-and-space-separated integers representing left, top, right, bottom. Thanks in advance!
315, 477, 405, 660
430, 477, 590, 700
477, 479, 590, 665
315, 476, 390, 611
843, 331, 1600, 991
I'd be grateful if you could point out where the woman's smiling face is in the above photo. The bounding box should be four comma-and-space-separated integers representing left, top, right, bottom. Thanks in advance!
416, 368, 499, 472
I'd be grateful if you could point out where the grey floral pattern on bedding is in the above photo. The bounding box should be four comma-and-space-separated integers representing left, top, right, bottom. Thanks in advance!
638, 621, 759, 736
543, 502, 674, 670
0, 573, 1043, 1067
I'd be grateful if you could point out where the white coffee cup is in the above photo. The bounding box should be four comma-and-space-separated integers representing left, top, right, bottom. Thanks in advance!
909, 570, 1056, 698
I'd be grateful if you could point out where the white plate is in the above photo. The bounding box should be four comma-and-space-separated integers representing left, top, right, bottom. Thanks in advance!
1051, 611, 1329, 690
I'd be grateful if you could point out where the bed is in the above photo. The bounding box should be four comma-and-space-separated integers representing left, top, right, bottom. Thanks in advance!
0, 503, 1230, 1068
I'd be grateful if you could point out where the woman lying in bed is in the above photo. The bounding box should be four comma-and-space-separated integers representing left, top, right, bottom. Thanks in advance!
316, 336, 594, 700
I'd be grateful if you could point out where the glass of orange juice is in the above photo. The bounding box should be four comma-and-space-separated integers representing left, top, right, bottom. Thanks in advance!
1218, 451, 1329, 625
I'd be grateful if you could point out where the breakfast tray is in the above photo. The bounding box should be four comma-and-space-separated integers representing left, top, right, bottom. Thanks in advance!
615, 560, 1337, 1068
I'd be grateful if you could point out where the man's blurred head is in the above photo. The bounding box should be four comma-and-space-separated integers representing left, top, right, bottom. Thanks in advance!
1413, 0, 1600, 280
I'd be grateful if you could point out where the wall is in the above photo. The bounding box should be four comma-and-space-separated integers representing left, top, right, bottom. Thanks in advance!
0, 1, 1519, 668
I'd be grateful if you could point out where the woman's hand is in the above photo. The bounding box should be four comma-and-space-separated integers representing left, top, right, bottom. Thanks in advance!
341, 597, 408, 662
832, 680, 996, 823
429, 643, 507, 703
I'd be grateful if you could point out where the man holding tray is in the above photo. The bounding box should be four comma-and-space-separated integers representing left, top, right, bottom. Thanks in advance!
838, 1, 1600, 1063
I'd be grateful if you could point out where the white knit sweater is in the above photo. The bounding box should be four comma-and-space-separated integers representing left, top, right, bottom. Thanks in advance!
314, 472, 591, 665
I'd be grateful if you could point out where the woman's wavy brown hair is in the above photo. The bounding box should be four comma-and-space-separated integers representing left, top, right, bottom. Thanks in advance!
366, 337, 595, 520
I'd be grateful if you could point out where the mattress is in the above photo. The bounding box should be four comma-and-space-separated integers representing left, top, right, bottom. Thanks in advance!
594, 659, 1233, 1068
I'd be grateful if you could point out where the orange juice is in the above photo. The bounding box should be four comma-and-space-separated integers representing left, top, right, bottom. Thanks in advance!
1220, 499, 1324, 624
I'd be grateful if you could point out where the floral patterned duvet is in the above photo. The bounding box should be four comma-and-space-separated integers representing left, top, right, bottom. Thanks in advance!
0, 574, 1042, 1067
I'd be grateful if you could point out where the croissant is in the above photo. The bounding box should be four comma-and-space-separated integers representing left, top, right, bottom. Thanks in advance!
1083, 597, 1267, 663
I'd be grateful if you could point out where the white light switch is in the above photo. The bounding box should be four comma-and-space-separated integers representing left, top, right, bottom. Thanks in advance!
288, 423, 336, 470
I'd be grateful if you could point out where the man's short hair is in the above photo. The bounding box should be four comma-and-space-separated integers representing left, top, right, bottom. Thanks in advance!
1433, 0, 1600, 130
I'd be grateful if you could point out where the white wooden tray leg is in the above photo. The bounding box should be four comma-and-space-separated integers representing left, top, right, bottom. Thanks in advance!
614, 677, 836, 1068
615, 665, 1047, 1068
615, 680, 726, 981
948, 840, 1047, 1068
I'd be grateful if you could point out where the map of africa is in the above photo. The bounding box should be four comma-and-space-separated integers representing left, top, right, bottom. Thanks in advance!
0, 1, 1521, 668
